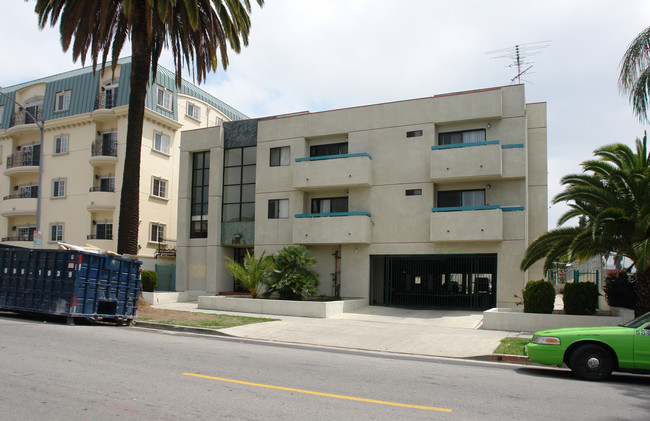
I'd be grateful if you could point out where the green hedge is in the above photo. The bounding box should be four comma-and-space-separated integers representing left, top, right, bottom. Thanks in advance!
563, 281, 598, 315
603, 272, 635, 309
523, 280, 555, 314
141, 270, 158, 292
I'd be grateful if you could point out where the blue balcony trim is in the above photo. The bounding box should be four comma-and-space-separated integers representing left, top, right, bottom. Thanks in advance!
295, 211, 371, 218
432, 205, 525, 212
501, 143, 524, 149
431, 140, 500, 151
295, 152, 372, 162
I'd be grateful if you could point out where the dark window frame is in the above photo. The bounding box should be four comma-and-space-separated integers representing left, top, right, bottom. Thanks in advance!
406, 189, 422, 196
438, 129, 486, 146
309, 142, 348, 158
270, 146, 290, 167
311, 196, 348, 214
437, 189, 486, 208
268, 199, 289, 219
406, 130, 423, 138
222, 146, 256, 222
190, 151, 210, 238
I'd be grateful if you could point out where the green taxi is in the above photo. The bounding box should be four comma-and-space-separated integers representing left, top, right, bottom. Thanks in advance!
525, 311, 650, 380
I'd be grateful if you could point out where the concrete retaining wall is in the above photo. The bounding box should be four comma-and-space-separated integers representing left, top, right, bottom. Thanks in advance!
142, 291, 204, 305
482, 307, 635, 332
198, 296, 368, 318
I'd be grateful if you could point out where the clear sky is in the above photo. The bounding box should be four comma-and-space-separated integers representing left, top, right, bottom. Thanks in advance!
1, 0, 649, 229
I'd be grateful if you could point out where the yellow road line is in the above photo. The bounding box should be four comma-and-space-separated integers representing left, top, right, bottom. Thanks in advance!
183, 372, 452, 413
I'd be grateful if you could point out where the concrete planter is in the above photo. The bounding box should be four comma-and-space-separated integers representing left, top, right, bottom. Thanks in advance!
482, 307, 635, 332
198, 295, 368, 318
142, 291, 205, 305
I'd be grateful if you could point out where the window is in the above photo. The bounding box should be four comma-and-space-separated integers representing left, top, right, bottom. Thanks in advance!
268, 199, 289, 219
191, 151, 210, 238
311, 197, 348, 213
187, 102, 201, 120
54, 135, 68, 154
50, 224, 63, 242
52, 179, 66, 198
103, 81, 119, 109
19, 185, 38, 198
24, 98, 43, 124
156, 85, 172, 110
54, 90, 71, 112
437, 189, 485, 208
406, 189, 422, 196
99, 177, 115, 192
95, 222, 113, 240
17, 227, 35, 241
0, 106, 4, 123
270, 146, 290, 167
310, 142, 348, 158
152, 177, 168, 199
21, 144, 40, 166
438, 129, 486, 146
406, 130, 423, 138
150, 223, 165, 243
154, 132, 170, 154
222, 147, 256, 222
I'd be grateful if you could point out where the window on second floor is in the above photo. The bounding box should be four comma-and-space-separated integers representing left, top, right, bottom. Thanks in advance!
270, 146, 290, 167
152, 177, 168, 199
438, 129, 486, 146
50, 224, 63, 242
222, 147, 256, 222
311, 197, 348, 214
54, 135, 68, 154
187, 102, 200, 120
95, 222, 113, 240
154, 132, 170, 154
55, 90, 71, 112
268, 199, 289, 219
99, 177, 115, 192
150, 223, 165, 243
52, 179, 66, 198
437, 189, 485, 208
310, 142, 348, 158
156, 85, 172, 110
20, 185, 38, 198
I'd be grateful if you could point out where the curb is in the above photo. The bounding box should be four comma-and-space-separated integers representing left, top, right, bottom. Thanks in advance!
133, 321, 233, 337
491, 354, 533, 364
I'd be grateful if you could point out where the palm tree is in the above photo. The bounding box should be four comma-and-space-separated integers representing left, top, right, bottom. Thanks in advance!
224, 250, 272, 298
33, 0, 263, 255
265, 246, 319, 300
619, 26, 650, 122
521, 135, 650, 316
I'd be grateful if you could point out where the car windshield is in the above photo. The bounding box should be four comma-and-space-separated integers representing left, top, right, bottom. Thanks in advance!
622, 311, 650, 328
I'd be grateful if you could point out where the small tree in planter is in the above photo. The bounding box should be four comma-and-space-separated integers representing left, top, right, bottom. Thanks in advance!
141, 270, 158, 292
265, 246, 319, 300
522, 280, 556, 313
224, 250, 273, 298
564, 281, 599, 315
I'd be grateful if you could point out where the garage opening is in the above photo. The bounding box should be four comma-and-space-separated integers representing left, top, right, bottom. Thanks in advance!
370, 254, 497, 310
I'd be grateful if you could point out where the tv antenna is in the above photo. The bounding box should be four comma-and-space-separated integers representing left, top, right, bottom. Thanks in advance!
486, 41, 550, 84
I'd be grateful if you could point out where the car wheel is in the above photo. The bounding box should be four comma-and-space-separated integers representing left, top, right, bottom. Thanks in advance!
569, 344, 613, 381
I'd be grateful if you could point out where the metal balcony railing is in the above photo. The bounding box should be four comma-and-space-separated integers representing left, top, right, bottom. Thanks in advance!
94, 90, 118, 110
154, 238, 177, 258
86, 234, 113, 240
3, 189, 39, 200
89, 186, 115, 193
91, 139, 118, 157
6, 151, 40, 169
9, 108, 42, 127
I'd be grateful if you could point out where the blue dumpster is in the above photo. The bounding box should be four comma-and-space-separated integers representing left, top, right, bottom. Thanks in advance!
0, 245, 141, 324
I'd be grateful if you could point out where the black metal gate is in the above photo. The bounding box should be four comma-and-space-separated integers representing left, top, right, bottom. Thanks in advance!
370, 254, 497, 310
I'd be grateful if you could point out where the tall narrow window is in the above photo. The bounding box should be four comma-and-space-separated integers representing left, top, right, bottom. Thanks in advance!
152, 177, 168, 199
54, 135, 68, 154
438, 129, 486, 146
222, 146, 256, 222
154, 132, 170, 154
268, 199, 289, 219
150, 223, 165, 242
156, 85, 172, 110
103, 81, 119, 109
50, 224, 63, 242
190, 151, 210, 238
270, 146, 290, 167
54, 90, 71, 112
52, 179, 66, 198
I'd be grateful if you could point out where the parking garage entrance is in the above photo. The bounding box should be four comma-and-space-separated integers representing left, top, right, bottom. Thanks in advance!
370, 254, 497, 310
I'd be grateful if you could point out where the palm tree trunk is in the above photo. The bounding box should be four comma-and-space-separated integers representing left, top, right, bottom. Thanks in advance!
635, 267, 650, 317
117, 2, 150, 256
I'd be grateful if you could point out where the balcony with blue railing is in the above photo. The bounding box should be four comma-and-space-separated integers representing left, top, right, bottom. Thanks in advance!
293, 153, 373, 190
430, 205, 525, 242
293, 211, 372, 244
430, 140, 525, 181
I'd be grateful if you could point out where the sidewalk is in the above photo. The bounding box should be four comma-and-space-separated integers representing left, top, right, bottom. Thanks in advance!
146, 302, 532, 360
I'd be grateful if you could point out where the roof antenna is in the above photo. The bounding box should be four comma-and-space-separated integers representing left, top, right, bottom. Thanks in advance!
486, 41, 550, 84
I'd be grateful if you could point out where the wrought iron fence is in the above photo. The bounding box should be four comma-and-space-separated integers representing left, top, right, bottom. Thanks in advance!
6, 151, 39, 169
91, 139, 118, 157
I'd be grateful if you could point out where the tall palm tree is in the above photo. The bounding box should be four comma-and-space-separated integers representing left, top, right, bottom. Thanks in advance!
619, 26, 650, 122
32, 0, 263, 254
521, 135, 650, 316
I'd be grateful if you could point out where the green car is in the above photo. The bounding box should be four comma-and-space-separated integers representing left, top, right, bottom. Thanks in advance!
525, 311, 650, 380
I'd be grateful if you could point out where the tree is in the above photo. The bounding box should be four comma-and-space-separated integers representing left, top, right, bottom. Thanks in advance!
33, 0, 264, 254
224, 250, 272, 298
619, 26, 650, 122
520, 135, 650, 316
265, 246, 319, 300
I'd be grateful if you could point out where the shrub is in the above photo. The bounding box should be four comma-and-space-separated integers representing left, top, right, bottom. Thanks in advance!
522, 280, 555, 314
141, 270, 158, 292
563, 281, 599, 315
224, 250, 272, 298
603, 272, 636, 309
264, 246, 319, 300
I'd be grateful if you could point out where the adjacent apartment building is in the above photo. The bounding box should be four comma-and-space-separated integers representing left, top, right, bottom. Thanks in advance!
177, 84, 547, 309
0, 57, 247, 267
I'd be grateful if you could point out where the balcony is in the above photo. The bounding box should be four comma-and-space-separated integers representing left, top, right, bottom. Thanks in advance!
87, 187, 116, 211
430, 141, 525, 182
3, 151, 40, 176
293, 153, 372, 191
89, 139, 118, 166
92, 91, 118, 122
0, 195, 38, 216
6, 109, 42, 136
293, 212, 372, 244
430, 205, 524, 242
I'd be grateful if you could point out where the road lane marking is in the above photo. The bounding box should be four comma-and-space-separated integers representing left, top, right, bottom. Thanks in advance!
183, 372, 452, 413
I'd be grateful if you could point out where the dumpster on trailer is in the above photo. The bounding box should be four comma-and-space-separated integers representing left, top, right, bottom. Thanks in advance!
0, 245, 141, 325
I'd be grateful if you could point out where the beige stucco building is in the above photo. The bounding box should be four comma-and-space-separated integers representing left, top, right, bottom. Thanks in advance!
176, 84, 547, 309
0, 58, 247, 274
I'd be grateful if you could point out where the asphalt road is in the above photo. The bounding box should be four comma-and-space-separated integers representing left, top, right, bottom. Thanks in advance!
1, 314, 649, 420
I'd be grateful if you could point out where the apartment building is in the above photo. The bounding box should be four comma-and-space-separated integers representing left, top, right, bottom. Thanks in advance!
0, 57, 247, 267
177, 84, 547, 309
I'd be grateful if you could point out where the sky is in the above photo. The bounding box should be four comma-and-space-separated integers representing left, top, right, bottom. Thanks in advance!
1, 0, 649, 229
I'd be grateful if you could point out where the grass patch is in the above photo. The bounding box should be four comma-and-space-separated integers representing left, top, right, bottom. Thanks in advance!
493, 337, 530, 355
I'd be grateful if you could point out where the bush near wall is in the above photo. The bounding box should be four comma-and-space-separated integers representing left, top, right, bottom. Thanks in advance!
563, 281, 599, 315
523, 280, 556, 314
603, 272, 636, 309
141, 270, 158, 292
